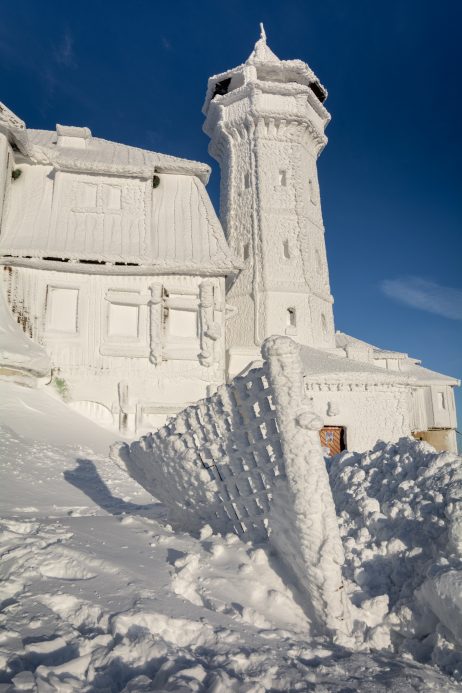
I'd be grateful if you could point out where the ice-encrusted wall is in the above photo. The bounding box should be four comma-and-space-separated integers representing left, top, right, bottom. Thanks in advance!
203, 33, 336, 376
305, 382, 413, 453
116, 336, 352, 641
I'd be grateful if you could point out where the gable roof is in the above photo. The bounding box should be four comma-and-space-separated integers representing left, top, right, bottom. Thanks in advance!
0, 118, 241, 275
27, 129, 211, 184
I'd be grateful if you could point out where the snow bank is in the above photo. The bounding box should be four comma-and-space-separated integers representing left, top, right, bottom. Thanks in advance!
116, 336, 351, 642
330, 437, 462, 678
0, 280, 50, 382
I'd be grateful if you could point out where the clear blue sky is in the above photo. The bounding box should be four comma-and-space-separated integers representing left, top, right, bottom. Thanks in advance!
1, 1, 461, 433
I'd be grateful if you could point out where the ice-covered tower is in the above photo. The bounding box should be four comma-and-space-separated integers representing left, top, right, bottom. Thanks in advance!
203, 25, 335, 375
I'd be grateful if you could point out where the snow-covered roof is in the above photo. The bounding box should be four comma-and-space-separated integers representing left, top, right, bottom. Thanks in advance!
26, 129, 211, 184
0, 285, 50, 379
0, 112, 241, 274
336, 332, 409, 359
202, 27, 329, 118
336, 332, 459, 387
398, 362, 460, 387
301, 345, 410, 385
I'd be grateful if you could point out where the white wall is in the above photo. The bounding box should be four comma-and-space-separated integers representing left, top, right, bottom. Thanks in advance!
3, 265, 227, 432
306, 381, 413, 453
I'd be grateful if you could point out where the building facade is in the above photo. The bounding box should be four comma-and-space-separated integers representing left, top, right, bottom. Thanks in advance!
0, 30, 458, 452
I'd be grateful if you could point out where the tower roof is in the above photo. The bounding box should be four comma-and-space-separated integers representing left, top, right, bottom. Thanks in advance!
202, 26, 329, 118
246, 24, 280, 64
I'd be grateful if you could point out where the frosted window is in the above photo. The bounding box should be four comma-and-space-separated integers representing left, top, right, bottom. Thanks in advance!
168, 309, 198, 338
103, 185, 122, 210
46, 287, 79, 333
76, 182, 97, 209
287, 308, 296, 327
279, 170, 287, 186
108, 303, 139, 338
309, 179, 317, 204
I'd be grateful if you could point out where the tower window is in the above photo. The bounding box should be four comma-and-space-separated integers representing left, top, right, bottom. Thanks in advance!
212, 78, 231, 99
309, 81, 327, 103
287, 307, 296, 327
283, 239, 291, 259
243, 242, 250, 260
309, 179, 316, 204
279, 170, 287, 186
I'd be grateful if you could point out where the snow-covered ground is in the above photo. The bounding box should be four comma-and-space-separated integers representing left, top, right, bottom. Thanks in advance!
1, 382, 461, 691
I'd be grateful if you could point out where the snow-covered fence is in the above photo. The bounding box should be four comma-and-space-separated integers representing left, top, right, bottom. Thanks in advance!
115, 336, 351, 639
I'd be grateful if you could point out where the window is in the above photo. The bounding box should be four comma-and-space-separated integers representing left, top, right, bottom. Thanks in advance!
283, 239, 291, 259
315, 249, 322, 272
321, 313, 328, 337
279, 170, 287, 186
108, 303, 139, 338
244, 172, 250, 189
76, 182, 97, 209
437, 392, 446, 410
243, 242, 250, 260
103, 185, 122, 210
101, 289, 149, 357
309, 179, 317, 204
74, 181, 123, 212
287, 307, 296, 327
168, 309, 198, 339
46, 287, 79, 333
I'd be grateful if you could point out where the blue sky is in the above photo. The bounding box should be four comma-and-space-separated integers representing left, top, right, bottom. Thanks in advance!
1, 1, 461, 434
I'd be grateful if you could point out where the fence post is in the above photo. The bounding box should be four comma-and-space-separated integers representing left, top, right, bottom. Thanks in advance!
262, 335, 352, 641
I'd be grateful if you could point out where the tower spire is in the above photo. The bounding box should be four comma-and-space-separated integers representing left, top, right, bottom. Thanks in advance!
247, 23, 280, 63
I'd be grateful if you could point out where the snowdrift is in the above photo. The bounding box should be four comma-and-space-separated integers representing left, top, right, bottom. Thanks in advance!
330, 437, 462, 677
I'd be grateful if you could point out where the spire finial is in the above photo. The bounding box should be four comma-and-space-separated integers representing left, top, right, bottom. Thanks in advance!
259, 22, 267, 42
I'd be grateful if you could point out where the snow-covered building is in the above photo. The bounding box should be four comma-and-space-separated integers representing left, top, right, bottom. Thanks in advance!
0, 103, 241, 432
202, 26, 459, 454
0, 28, 458, 452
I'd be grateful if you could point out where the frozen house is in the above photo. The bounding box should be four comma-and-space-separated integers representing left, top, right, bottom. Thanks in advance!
0, 27, 458, 452
0, 103, 241, 432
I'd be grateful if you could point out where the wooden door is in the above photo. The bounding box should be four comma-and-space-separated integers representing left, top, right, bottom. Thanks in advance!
320, 426, 346, 458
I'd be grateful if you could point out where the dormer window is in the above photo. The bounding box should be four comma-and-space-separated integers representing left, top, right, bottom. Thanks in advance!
56, 124, 91, 149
